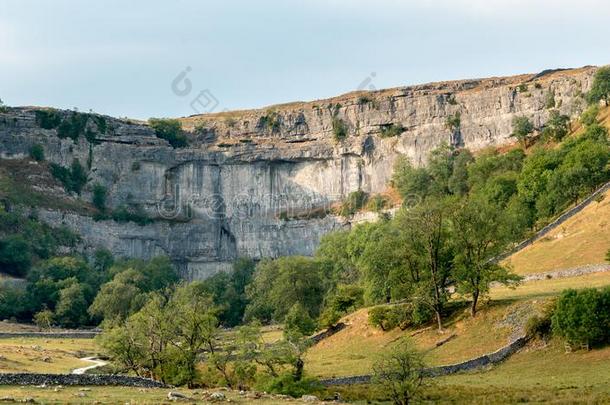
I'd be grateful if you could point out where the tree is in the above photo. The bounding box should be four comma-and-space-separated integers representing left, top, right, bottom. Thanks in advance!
551, 288, 610, 348
395, 199, 453, 331
587, 66, 610, 106
511, 116, 534, 148
245, 256, 324, 323
34, 308, 54, 330
54, 282, 89, 327
284, 303, 316, 337
391, 157, 432, 200
92, 183, 108, 212
0, 235, 32, 277
372, 339, 427, 405
452, 198, 521, 316
543, 110, 570, 141
166, 283, 219, 387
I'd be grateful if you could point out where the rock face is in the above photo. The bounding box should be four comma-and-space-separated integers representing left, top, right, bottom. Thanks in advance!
0, 67, 596, 279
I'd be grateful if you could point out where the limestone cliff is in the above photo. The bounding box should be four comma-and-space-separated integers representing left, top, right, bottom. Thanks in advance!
0, 67, 596, 279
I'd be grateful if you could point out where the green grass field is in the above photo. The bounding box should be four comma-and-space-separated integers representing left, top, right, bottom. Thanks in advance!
0, 337, 98, 374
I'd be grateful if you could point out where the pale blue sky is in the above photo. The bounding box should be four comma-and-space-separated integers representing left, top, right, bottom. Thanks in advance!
1, 0, 609, 119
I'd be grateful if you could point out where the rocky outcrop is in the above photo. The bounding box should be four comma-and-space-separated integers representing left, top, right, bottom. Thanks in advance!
0, 67, 596, 278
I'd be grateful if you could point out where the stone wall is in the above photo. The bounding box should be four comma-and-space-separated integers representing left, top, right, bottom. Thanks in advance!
0, 373, 165, 388
0, 332, 98, 339
320, 335, 529, 386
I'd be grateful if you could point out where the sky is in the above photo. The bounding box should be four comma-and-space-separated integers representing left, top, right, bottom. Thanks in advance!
1, 0, 610, 120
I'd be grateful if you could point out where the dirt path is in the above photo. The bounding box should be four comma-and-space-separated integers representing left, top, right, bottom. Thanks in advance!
71, 357, 108, 375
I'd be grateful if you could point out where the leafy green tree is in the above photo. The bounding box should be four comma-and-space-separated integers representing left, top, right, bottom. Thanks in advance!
391, 157, 432, 200
552, 288, 610, 347
54, 282, 89, 327
452, 198, 521, 316
0, 235, 32, 277
195, 258, 255, 326
448, 149, 474, 196
284, 303, 316, 337
543, 110, 570, 141
587, 66, 610, 106
88, 269, 148, 322
34, 307, 54, 330
166, 283, 219, 387
372, 339, 427, 405
316, 230, 359, 286
245, 256, 324, 323
511, 116, 534, 148
394, 199, 454, 331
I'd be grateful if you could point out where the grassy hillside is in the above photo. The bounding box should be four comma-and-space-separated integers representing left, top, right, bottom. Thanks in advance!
305, 299, 541, 378
504, 188, 610, 275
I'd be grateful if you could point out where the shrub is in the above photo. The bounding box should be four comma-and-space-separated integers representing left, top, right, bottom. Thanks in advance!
545, 90, 556, 109
92, 184, 108, 212
368, 194, 389, 212
57, 112, 90, 141
551, 288, 610, 348
111, 205, 152, 226
258, 111, 281, 132
148, 118, 188, 148
339, 190, 368, 216
517, 83, 528, 93
380, 123, 406, 138
257, 373, 322, 398
29, 144, 45, 161
587, 66, 610, 106
332, 117, 348, 141
445, 112, 461, 133
358, 96, 372, 105
511, 116, 534, 147
34, 308, 54, 330
580, 105, 599, 127
35, 110, 62, 129
50, 159, 88, 194
368, 306, 402, 331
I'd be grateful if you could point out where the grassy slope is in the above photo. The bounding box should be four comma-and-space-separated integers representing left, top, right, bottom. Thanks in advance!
305, 299, 540, 378
0, 338, 98, 374
504, 188, 610, 275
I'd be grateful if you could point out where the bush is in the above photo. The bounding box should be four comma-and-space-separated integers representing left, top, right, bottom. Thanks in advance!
339, 190, 368, 217
29, 144, 45, 162
445, 112, 461, 133
580, 105, 599, 127
110, 205, 152, 226
551, 288, 610, 347
368, 306, 402, 331
148, 118, 188, 148
332, 117, 348, 141
257, 373, 322, 398
57, 112, 90, 141
380, 123, 406, 138
587, 66, 610, 106
50, 159, 88, 194
35, 110, 62, 129
92, 184, 108, 212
